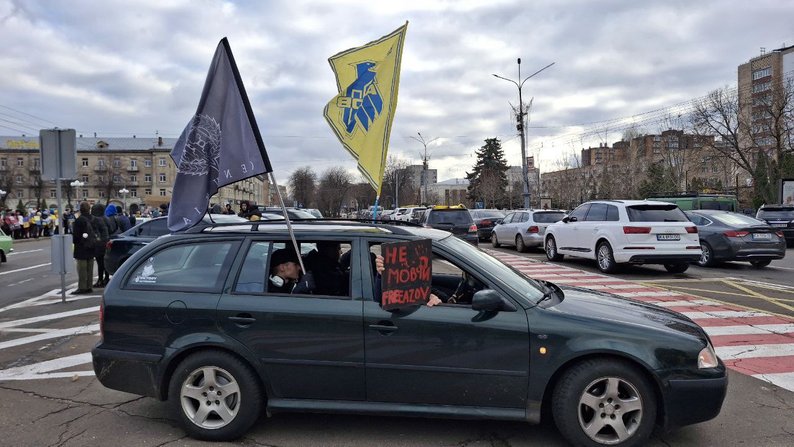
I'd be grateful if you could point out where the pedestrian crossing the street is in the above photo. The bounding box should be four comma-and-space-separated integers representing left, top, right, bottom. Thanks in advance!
488, 250, 794, 394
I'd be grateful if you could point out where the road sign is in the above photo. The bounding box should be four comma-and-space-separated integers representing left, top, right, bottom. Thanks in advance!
40, 129, 76, 181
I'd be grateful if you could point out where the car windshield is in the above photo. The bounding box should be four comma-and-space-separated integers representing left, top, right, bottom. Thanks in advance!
533, 211, 565, 223
627, 204, 688, 222
758, 208, 794, 219
709, 212, 766, 227
440, 235, 544, 304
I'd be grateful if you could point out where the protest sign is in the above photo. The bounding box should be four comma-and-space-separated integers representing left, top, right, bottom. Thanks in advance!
381, 239, 432, 310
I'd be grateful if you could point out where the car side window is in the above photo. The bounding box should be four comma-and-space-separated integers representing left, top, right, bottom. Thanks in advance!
585, 203, 608, 221
568, 204, 590, 221
606, 205, 619, 221
141, 218, 168, 237
126, 241, 236, 292
503, 213, 514, 224
235, 241, 271, 293
520, 212, 530, 223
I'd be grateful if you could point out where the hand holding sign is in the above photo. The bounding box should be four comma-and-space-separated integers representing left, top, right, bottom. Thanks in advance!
381, 239, 432, 310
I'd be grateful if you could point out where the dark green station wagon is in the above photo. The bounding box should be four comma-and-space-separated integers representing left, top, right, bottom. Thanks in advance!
92, 220, 727, 447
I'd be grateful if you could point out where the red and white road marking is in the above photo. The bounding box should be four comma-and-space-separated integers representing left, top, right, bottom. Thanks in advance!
489, 250, 794, 393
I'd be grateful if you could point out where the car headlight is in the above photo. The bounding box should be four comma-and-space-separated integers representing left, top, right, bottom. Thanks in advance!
698, 343, 719, 368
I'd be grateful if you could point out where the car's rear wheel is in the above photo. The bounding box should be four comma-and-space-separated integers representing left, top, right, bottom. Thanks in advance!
552, 358, 656, 447
491, 232, 501, 248
750, 260, 771, 268
596, 242, 618, 273
664, 263, 689, 273
516, 235, 527, 253
545, 236, 563, 261
697, 242, 714, 267
169, 351, 262, 441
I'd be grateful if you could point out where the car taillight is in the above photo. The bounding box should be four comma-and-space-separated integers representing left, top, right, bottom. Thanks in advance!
623, 226, 651, 234
724, 230, 749, 238
686, 226, 698, 234
480, 219, 491, 226
468, 224, 477, 233
106, 240, 113, 250
776, 231, 785, 238
527, 226, 539, 233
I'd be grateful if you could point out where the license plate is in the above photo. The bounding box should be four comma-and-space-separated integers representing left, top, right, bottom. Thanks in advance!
772, 223, 788, 227
656, 234, 680, 241
752, 233, 772, 240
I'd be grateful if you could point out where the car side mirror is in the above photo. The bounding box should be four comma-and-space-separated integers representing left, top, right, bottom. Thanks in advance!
495, 219, 503, 224
562, 216, 569, 223
471, 290, 515, 312
567, 216, 577, 223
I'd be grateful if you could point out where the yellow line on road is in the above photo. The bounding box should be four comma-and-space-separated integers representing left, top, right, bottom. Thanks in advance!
719, 279, 794, 313
648, 284, 757, 299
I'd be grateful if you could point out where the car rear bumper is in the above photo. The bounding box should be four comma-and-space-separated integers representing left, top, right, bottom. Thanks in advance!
625, 253, 701, 264
477, 228, 494, 240
662, 370, 728, 428
92, 345, 163, 399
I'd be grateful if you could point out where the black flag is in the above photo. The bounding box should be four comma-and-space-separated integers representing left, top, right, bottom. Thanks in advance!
168, 38, 272, 232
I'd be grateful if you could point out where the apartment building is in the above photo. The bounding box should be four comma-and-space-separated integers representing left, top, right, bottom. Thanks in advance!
0, 135, 268, 212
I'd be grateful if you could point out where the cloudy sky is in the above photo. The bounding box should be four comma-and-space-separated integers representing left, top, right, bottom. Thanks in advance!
1, 0, 792, 184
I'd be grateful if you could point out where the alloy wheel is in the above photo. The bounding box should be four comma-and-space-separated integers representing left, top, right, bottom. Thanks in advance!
577, 376, 644, 445
180, 365, 241, 429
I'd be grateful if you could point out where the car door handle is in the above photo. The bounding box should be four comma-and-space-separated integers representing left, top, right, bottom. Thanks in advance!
228, 314, 256, 325
369, 322, 398, 334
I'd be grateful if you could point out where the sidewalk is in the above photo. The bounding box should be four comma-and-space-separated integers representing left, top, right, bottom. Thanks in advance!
487, 250, 794, 393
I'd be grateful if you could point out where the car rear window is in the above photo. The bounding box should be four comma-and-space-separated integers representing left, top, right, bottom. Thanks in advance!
533, 211, 565, 223
758, 208, 794, 219
473, 210, 505, 219
427, 210, 473, 225
710, 213, 766, 227
626, 205, 688, 222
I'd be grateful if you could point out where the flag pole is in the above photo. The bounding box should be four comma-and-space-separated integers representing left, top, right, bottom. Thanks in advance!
269, 172, 306, 274
372, 195, 380, 223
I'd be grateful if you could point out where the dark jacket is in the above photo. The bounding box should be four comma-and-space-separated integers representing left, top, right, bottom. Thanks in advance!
303, 250, 348, 296
72, 214, 94, 260
90, 204, 110, 257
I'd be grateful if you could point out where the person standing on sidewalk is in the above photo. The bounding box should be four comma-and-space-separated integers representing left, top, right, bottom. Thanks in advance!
72, 201, 96, 294
90, 203, 110, 288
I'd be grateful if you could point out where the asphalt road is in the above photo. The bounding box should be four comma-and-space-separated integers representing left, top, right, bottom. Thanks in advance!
1, 237, 793, 446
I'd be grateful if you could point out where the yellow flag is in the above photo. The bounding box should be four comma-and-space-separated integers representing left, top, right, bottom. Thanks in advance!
324, 23, 407, 194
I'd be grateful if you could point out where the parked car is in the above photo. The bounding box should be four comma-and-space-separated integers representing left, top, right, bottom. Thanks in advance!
0, 227, 12, 264
408, 207, 427, 224
685, 210, 786, 268
755, 204, 794, 247
650, 193, 738, 212
391, 207, 409, 221
544, 200, 701, 273
469, 209, 506, 241
93, 219, 727, 445
492, 209, 565, 252
397, 206, 426, 222
418, 205, 478, 245
258, 207, 317, 220
300, 208, 323, 219
105, 214, 248, 274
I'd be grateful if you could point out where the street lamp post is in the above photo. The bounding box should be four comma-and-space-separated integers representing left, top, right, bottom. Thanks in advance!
70, 180, 84, 204
493, 60, 554, 209
0, 189, 6, 208
119, 188, 129, 213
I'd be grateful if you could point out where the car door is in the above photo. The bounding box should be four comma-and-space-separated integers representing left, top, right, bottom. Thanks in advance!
495, 212, 515, 242
216, 237, 366, 401
362, 239, 529, 409
555, 204, 590, 254
579, 203, 608, 254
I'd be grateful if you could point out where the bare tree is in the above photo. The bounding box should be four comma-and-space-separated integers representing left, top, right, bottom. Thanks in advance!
348, 179, 377, 212
288, 166, 317, 208
382, 156, 414, 208
0, 166, 17, 208
316, 167, 352, 217
94, 157, 126, 206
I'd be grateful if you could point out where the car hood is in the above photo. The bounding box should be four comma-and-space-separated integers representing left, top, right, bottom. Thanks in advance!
548, 285, 707, 342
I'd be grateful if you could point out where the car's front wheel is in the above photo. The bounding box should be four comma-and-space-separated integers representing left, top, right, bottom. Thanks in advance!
697, 242, 714, 267
169, 351, 263, 441
553, 358, 656, 447
491, 232, 501, 248
596, 241, 618, 273
664, 263, 689, 273
545, 236, 564, 261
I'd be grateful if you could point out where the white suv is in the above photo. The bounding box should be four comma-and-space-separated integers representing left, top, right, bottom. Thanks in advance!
544, 200, 700, 273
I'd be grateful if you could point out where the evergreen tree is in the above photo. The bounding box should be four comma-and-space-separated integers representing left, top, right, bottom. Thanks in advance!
465, 138, 509, 208
16, 199, 25, 214
638, 163, 677, 198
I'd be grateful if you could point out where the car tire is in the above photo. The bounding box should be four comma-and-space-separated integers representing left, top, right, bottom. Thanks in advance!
516, 235, 527, 253
491, 232, 501, 248
596, 241, 618, 273
664, 263, 689, 273
169, 350, 263, 441
750, 260, 771, 268
697, 242, 714, 267
545, 236, 564, 261
552, 358, 656, 447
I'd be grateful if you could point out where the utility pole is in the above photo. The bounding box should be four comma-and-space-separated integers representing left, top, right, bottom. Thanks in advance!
410, 132, 438, 205
494, 59, 554, 209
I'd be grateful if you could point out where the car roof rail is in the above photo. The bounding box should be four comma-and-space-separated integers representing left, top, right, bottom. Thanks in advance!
182, 218, 425, 233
